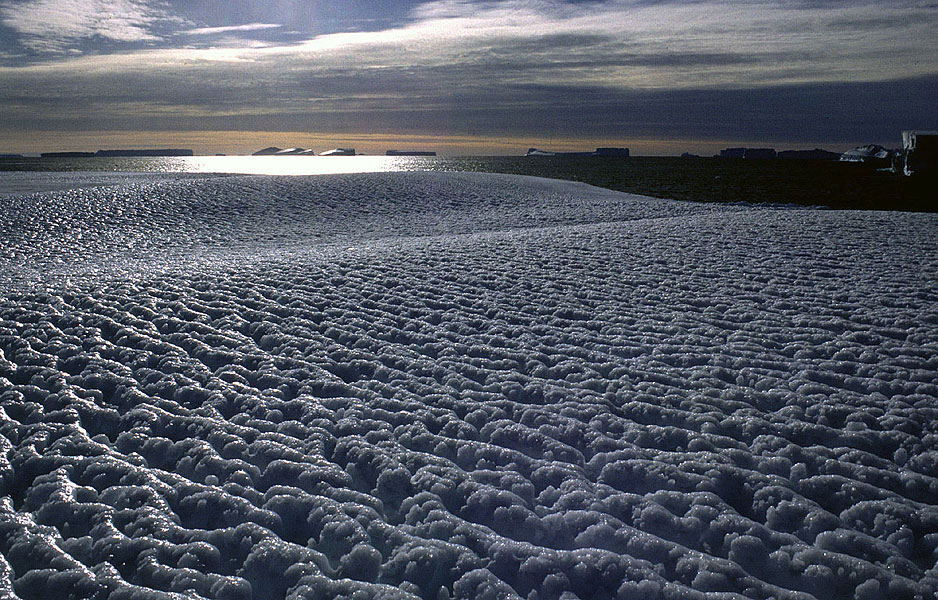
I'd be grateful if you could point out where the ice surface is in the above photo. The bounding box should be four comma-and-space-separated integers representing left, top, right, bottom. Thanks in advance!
0, 172, 741, 290
0, 171, 222, 198
1, 172, 937, 600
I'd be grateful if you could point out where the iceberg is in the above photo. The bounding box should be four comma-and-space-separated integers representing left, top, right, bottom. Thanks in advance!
742, 148, 776, 159
594, 147, 630, 157
39, 151, 96, 158
840, 144, 894, 166
252, 146, 282, 155
777, 148, 840, 160
524, 147, 629, 157
897, 130, 938, 176
386, 150, 436, 156
319, 148, 356, 156
525, 147, 557, 156
718, 148, 777, 159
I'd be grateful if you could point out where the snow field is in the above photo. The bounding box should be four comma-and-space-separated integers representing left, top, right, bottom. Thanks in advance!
0, 172, 732, 289
1, 172, 937, 600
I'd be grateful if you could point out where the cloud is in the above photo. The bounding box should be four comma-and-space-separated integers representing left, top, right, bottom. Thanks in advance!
0, 0, 936, 149
184, 23, 282, 36
196, 0, 936, 89
0, 0, 185, 52
3, 1, 936, 82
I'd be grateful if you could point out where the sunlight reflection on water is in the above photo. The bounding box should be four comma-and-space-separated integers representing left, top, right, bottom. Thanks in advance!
0, 156, 452, 196
176, 155, 433, 175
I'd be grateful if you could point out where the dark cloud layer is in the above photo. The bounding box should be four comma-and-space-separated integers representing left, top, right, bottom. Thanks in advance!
0, 0, 936, 152
3, 69, 932, 147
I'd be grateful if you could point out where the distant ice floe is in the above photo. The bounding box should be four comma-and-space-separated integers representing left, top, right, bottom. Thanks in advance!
1, 172, 937, 600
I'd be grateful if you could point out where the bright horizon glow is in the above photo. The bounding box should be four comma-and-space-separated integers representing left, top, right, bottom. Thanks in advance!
0, 129, 866, 157
178, 155, 414, 175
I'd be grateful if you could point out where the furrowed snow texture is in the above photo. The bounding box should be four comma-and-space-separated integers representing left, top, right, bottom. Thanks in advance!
0, 172, 937, 600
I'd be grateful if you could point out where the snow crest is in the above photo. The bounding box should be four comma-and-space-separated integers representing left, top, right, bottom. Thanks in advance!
1, 172, 937, 600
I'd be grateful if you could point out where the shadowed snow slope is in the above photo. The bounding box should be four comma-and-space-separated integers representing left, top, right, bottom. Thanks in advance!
1, 172, 937, 600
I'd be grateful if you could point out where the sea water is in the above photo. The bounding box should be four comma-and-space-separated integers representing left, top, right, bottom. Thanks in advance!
1, 154, 933, 211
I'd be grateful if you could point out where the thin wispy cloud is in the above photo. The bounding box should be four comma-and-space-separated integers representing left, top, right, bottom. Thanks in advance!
145, 0, 932, 89
0, 0, 185, 52
184, 23, 282, 37
3, 0, 935, 83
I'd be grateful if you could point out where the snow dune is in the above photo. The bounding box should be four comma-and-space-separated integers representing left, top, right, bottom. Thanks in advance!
1, 172, 937, 600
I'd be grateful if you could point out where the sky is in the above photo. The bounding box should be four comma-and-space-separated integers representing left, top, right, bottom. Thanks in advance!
0, 0, 935, 155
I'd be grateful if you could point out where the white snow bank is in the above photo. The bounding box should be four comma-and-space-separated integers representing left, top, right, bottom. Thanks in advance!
0, 172, 937, 600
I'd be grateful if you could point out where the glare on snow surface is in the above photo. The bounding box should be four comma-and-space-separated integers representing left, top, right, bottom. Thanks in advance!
0, 171, 936, 600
